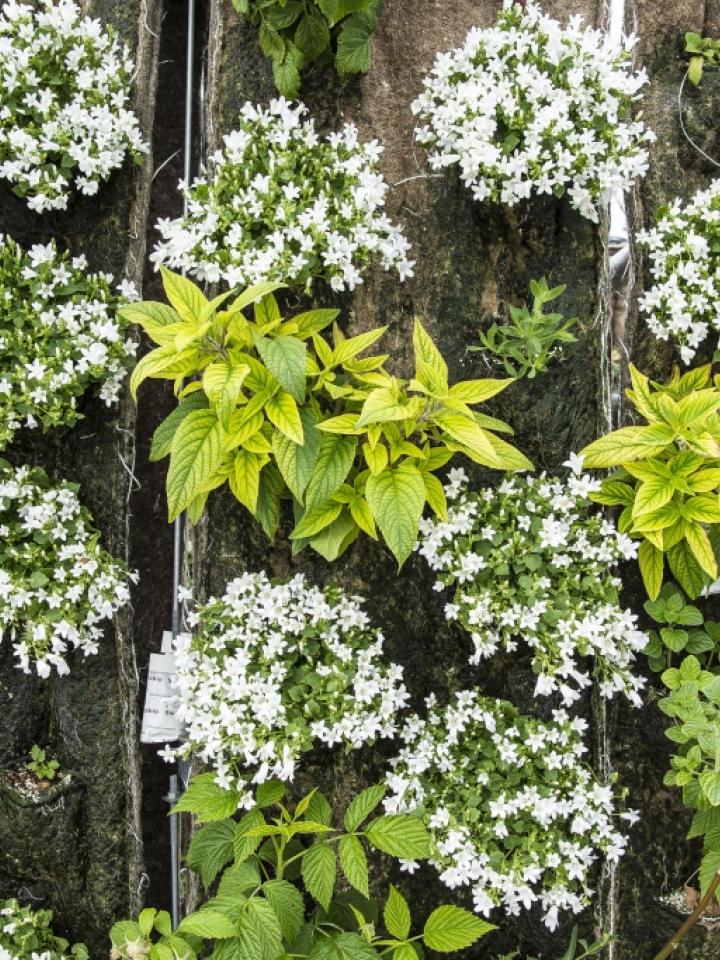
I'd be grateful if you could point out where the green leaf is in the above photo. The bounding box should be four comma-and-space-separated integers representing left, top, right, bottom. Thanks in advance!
246, 899, 283, 960
332, 327, 387, 366
167, 410, 226, 520
295, 10, 330, 57
364, 815, 431, 859
178, 910, 237, 939
633, 476, 676, 517
256, 780, 285, 808
422, 906, 495, 952
203, 362, 250, 429
161, 267, 207, 325
356, 388, 420, 428
256, 463, 285, 540
139, 908, 157, 939
229, 448, 265, 513
316, 0, 373, 27
151, 394, 209, 462
700, 848, 720, 894
339, 835, 369, 898
233, 811, 266, 863
302, 843, 336, 910
336, 15, 374, 74
291, 501, 343, 539
413, 318, 448, 396
305, 435, 357, 507
639, 540, 664, 600
384, 885, 411, 940
344, 784, 386, 831
262, 880, 305, 942
305, 507, 359, 561
253, 333, 307, 403
273, 409, 322, 500
700, 771, 720, 806
580, 423, 676, 468
265, 391, 304, 444
154, 912, 172, 937
447, 378, 514, 404
273, 56, 301, 99
306, 791, 333, 826
685, 523, 718, 579
172, 773, 239, 822
187, 820, 237, 888
218, 862, 262, 899
366, 463, 426, 567
259, 22, 285, 60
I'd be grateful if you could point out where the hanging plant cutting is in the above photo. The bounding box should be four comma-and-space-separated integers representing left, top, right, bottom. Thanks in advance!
125, 269, 532, 566
412, 0, 654, 222
0, 0, 146, 212
0, 235, 137, 451
229, 0, 381, 97
151, 98, 414, 294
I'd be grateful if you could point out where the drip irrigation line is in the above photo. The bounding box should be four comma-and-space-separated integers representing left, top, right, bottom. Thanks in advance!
167, 0, 197, 930
678, 70, 720, 170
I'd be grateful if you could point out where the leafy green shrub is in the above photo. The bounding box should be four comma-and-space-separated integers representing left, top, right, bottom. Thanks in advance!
643, 582, 720, 672
497, 929, 611, 959
26, 744, 60, 782
230, 0, 381, 97
110, 779, 494, 960
125, 269, 531, 566
0, 898, 87, 960
686, 31, 720, 85
659, 654, 720, 901
469, 278, 577, 379
581, 364, 720, 599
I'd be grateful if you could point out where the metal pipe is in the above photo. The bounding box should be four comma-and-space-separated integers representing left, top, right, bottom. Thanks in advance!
168, 0, 197, 930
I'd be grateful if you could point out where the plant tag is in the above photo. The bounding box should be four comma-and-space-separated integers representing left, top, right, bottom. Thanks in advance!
140, 648, 183, 744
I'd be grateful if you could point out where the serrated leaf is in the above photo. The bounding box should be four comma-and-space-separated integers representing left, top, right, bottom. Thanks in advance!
447, 378, 514, 404
263, 880, 305, 941
422, 906, 495, 952
167, 410, 225, 520
295, 10, 330, 57
356, 387, 420, 428
253, 333, 307, 403
246, 899, 283, 960
187, 820, 237, 888
161, 267, 207, 325
364, 815, 431, 859
178, 910, 237, 939
150, 394, 209, 461
639, 540, 664, 601
336, 16, 373, 74
273, 408, 322, 500
172, 773, 239, 822
339, 835, 369, 898
229, 448, 265, 513
384, 885, 411, 940
256, 780, 285, 808
291, 501, 343, 539
580, 423, 676, 468
413, 318, 448, 396
265, 390, 304, 444
273, 56, 301, 98
256, 463, 285, 541
344, 784, 386, 831
305, 434, 357, 507
366, 463, 426, 567
700, 848, 720, 895
302, 843, 336, 910
685, 523, 718, 578
306, 790, 333, 826
139, 908, 157, 938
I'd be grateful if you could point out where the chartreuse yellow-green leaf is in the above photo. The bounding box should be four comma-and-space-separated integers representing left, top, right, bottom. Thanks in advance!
161, 266, 208, 324
366, 462, 426, 567
422, 906, 495, 953
265, 391, 304, 444
413, 317, 448, 396
581, 423, 675, 468
167, 410, 225, 521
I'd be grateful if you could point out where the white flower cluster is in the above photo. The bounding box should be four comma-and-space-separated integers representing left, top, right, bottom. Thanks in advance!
637, 179, 720, 364
417, 462, 648, 707
412, 0, 653, 222
151, 98, 414, 292
0, 0, 146, 212
0, 235, 137, 451
385, 690, 636, 930
0, 461, 133, 678
0, 898, 85, 960
169, 571, 409, 807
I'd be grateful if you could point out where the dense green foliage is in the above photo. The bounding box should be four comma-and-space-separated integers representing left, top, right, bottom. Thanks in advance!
470, 278, 577, 380
581, 364, 720, 599
26, 744, 60, 782
230, 0, 380, 96
110, 778, 493, 960
125, 269, 531, 566
685, 31, 720, 85
0, 899, 87, 960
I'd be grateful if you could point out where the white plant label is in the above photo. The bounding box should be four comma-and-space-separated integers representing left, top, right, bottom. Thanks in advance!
140, 633, 183, 744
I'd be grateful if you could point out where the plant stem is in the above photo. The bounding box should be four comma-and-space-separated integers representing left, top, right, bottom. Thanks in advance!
652, 871, 720, 960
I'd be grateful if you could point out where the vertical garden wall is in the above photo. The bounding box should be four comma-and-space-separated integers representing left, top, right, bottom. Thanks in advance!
4, 1, 720, 958
0, 0, 161, 950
